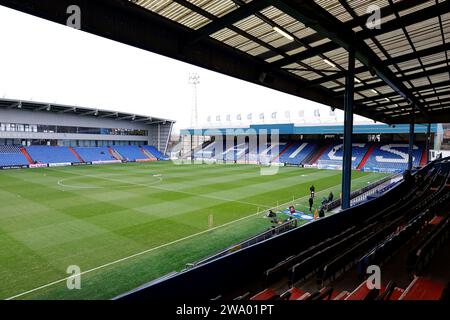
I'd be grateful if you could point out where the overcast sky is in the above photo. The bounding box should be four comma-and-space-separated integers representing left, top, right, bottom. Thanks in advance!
0, 5, 372, 133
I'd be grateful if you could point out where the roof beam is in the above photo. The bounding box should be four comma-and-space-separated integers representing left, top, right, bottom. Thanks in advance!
356, 79, 450, 104
369, 96, 450, 113
259, 0, 426, 62
298, 42, 450, 89
99, 112, 118, 118
8, 101, 21, 109
60, 107, 76, 113
134, 117, 152, 122
269, 0, 428, 118
352, 67, 450, 93
35, 104, 51, 111
117, 115, 135, 121
360, 1, 450, 39
272, 0, 450, 68
79, 109, 98, 116
188, 0, 272, 44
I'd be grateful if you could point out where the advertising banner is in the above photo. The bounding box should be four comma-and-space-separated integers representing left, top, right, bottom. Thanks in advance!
0, 165, 29, 170
29, 163, 48, 169
49, 162, 72, 167
72, 162, 92, 166
92, 160, 122, 165
136, 159, 157, 163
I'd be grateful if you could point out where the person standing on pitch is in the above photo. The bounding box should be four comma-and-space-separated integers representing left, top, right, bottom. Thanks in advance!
309, 196, 314, 213
310, 185, 315, 199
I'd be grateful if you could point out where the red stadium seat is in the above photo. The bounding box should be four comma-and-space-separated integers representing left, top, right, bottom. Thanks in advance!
250, 288, 277, 300
399, 277, 445, 300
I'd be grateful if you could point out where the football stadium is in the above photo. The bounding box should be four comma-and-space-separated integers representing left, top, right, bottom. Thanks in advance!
1, 0, 450, 308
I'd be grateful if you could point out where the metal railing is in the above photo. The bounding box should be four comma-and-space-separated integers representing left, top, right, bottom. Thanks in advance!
325, 175, 398, 211
186, 219, 298, 269
350, 175, 403, 207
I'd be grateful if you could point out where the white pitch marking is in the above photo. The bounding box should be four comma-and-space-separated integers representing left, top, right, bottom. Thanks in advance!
52, 169, 269, 209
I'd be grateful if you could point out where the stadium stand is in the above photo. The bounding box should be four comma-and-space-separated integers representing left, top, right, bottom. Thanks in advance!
68, 147, 84, 163
317, 143, 370, 169
112, 146, 152, 162
142, 145, 168, 160
73, 147, 117, 162
0, 145, 167, 167
193, 141, 216, 159
26, 146, 80, 164
191, 140, 428, 173
399, 277, 445, 300
363, 143, 423, 173
278, 142, 317, 165
0, 146, 30, 167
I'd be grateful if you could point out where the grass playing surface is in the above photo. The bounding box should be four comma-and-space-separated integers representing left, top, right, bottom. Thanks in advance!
0, 162, 388, 300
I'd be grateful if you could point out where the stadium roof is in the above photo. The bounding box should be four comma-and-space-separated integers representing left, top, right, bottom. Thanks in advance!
180, 123, 443, 135
0, 98, 174, 125
1, 0, 449, 124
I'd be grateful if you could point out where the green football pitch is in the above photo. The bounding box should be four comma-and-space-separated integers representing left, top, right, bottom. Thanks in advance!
0, 162, 388, 300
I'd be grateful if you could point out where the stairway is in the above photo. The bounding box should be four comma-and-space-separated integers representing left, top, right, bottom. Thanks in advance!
108, 147, 123, 161
271, 142, 293, 162
305, 144, 330, 165
389, 287, 405, 300
356, 144, 376, 170
141, 148, 157, 160
20, 147, 34, 164
68, 147, 84, 163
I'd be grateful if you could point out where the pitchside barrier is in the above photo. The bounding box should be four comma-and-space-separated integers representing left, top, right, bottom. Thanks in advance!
317, 159, 360, 171
0, 164, 29, 170
29, 163, 48, 168
49, 162, 72, 167
187, 219, 298, 269
0, 159, 125, 170
325, 175, 396, 211
362, 166, 404, 174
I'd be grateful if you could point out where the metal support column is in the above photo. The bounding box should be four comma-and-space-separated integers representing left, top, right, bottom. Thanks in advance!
408, 112, 415, 171
425, 122, 431, 164
190, 134, 194, 162
341, 49, 355, 210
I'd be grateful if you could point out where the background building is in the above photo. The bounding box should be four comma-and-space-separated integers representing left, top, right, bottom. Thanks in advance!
0, 98, 174, 153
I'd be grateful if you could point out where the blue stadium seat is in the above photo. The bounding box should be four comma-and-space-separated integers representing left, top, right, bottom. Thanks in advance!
73, 147, 116, 162
113, 146, 149, 161
318, 143, 370, 169
0, 146, 29, 167
363, 143, 423, 173
26, 146, 79, 164
278, 142, 317, 165
142, 146, 168, 160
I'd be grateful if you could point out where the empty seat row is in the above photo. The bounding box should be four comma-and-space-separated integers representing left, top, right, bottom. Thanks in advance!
26, 146, 79, 164
73, 147, 116, 162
